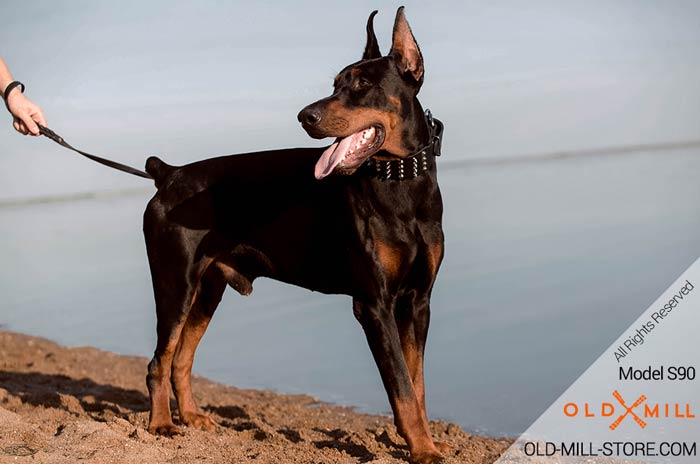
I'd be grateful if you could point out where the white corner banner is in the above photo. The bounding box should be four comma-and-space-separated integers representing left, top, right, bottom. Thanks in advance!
495, 257, 700, 463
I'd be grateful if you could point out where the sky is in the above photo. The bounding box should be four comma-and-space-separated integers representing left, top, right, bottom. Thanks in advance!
1, 0, 699, 199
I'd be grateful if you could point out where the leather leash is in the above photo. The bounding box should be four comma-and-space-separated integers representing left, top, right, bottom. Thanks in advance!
3, 80, 152, 180
37, 123, 153, 179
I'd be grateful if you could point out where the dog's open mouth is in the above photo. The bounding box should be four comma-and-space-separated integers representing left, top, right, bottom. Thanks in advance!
314, 125, 385, 179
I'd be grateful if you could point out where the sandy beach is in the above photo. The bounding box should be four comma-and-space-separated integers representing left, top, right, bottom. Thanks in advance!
0, 331, 511, 463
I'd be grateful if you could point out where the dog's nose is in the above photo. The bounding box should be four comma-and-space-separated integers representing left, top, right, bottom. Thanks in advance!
298, 107, 322, 127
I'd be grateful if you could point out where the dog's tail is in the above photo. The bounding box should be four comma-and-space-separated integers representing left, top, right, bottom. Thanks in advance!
145, 156, 176, 189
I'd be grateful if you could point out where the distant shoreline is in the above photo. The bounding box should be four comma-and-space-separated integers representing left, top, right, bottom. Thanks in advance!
2, 140, 698, 208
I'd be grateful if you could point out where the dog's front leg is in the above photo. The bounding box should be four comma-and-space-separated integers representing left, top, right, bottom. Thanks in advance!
353, 298, 443, 464
396, 293, 451, 455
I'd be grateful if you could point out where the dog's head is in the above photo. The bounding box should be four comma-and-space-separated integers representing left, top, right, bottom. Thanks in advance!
297, 7, 424, 179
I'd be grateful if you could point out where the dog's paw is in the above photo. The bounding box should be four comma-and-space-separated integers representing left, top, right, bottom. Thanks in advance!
149, 422, 184, 437
433, 440, 452, 454
181, 412, 218, 431
411, 449, 445, 464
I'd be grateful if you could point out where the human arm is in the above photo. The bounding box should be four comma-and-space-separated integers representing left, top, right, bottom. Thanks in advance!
1, 57, 46, 135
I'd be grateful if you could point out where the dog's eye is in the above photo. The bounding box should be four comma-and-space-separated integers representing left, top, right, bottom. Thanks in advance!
353, 77, 372, 91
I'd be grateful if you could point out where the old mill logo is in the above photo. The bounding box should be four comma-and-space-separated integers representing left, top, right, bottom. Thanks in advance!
564, 390, 696, 430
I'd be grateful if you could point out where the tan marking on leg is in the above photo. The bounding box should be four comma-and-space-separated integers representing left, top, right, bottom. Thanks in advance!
393, 396, 443, 464
148, 329, 187, 436
375, 240, 402, 279
400, 318, 452, 457
400, 338, 431, 428
149, 296, 203, 435
171, 308, 217, 431
401, 341, 424, 409
426, 241, 444, 278
148, 261, 211, 436
408, 353, 452, 455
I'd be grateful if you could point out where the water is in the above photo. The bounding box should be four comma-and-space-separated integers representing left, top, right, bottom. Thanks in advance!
2, 148, 699, 436
1, 0, 699, 438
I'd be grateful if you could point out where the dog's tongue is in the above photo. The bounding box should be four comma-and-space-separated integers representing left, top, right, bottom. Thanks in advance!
314, 132, 363, 180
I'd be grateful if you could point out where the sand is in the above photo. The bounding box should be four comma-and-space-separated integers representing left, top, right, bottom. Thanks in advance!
0, 331, 511, 463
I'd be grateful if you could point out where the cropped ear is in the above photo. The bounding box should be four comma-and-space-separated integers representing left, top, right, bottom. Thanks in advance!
389, 6, 424, 83
362, 10, 382, 60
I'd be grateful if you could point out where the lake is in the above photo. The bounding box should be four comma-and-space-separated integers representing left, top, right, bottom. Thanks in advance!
2, 147, 699, 436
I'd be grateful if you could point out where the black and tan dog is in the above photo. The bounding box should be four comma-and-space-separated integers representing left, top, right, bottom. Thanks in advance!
143, 7, 446, 463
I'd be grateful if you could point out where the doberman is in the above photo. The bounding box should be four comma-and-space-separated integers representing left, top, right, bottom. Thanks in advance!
142, 7, 446, 463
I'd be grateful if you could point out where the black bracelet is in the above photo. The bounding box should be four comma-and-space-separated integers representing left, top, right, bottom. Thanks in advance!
3, 81, 25, 110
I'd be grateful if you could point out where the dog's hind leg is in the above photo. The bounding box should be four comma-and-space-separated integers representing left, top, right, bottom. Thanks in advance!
146, 264, 202, 436
146, 281, 196, 435
144, 218, 209, 436
171, 265, 226, 430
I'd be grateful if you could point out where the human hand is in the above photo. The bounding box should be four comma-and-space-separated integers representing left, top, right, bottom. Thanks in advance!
6, 89, 46, 136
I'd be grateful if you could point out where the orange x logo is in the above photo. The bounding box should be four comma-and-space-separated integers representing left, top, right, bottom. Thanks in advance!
609, 390, 647, 430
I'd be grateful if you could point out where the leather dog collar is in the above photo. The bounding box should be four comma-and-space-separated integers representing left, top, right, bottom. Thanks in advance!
360, 109, 443, 181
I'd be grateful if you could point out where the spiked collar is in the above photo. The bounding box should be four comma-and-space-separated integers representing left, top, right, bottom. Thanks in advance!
360, 109, 443, 181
